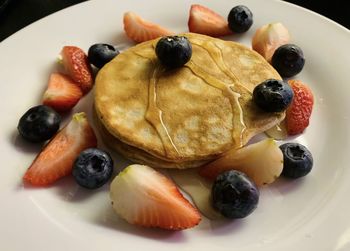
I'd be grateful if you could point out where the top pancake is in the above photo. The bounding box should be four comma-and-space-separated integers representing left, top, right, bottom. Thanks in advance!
94, 33, 284, 164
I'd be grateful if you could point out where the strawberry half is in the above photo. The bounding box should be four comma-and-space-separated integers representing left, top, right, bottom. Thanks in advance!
188, 4, 232, 37
123, 12, 174, 43
286, 80, 314, 135
42, 73, 83, 112
61, 46, 93, 94
23, 112, 97, 186
110, 164, 201, 230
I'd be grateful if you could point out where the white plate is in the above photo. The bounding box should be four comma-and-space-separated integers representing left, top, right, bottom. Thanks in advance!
1, 0, 350, 250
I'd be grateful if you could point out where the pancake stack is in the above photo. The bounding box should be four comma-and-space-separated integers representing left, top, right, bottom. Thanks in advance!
94, 33, 284, 168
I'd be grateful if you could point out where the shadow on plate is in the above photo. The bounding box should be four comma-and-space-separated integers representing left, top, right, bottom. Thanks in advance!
92, 201, 189, 243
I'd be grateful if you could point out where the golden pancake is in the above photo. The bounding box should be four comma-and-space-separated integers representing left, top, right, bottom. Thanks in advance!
94, 33, 284, 168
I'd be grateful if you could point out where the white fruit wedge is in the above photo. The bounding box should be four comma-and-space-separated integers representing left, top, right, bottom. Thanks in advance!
110, 164, 201, 230
199, 138, 283, 186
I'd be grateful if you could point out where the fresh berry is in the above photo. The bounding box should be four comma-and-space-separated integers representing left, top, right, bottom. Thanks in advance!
227, 5, 253, 33
253, 79, 294, 112
61, 46, 93, 94
188, 4, 232, 37
123, 12, 173, 43
271, 44, 305, 78
199, 138, 283, 186
72, 148, 113, 189
17, 105, 61, 143
279, 143, 313, 178
110, 164, 201, 230
286, 80, 314, 135
23, 112, 97, 186
88, 43, 119, 69
42, 73, 83, 112
212, 170, 259, 218
155, 36, 192, 68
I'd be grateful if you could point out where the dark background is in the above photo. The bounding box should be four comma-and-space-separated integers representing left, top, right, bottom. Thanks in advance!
0, 0, 349, 42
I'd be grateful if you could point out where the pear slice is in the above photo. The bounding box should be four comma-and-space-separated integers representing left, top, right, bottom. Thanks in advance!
199, 138, 283, 186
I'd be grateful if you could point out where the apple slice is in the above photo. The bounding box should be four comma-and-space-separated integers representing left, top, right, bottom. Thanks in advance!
199, 138, 283, 186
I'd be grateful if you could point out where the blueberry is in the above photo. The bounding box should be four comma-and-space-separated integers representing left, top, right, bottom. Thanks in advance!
155, 36, 192, 69
279, 143, 313, 179
271, 44, 305, 78
227, 5, 253, 33
253, 79, 294, 112
73, 148, 114, 189
212, 170, 259, 218
88, 43, 120, 69
17, 105, 61, 143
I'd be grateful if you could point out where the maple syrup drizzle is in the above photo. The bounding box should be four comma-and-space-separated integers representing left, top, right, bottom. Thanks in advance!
132, 50, 180, 157
190, 39, 247, 146
131, 37, 250, 155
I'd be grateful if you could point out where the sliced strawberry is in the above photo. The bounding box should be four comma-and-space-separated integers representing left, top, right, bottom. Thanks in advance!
42, 73, 83, 112
110, 164, 201, 230
23, 112, 97, 186
188, 4, 232, 37
286, 80, 314, 135
61, 46, 93, 94
123, 12, 174, 43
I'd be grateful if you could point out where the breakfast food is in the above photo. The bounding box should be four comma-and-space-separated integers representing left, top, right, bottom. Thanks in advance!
271, 44, 305, 77
123, 12, 174, 43
199, 138, 283, 186
212, 170, 259, 218
88, 43, 120, 69
17, 3, 317, 233
110, 164, 201, 230
279, 143, 313, 178
61, 46, 93, 94
94, 32, 285, 169
188, 4, 232, 37
286, 79, 314, 135
227, 5, 253, 33
253, 79, 294, 112
43, 73, 83, 112
73, 148, 114, 189
155, 36, 192, 68
252, 22, 291, 63
23, 112, 97, 186
17, 105, 61, 143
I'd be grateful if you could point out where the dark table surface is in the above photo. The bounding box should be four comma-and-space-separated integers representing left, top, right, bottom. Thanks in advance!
0, 0, 349, 42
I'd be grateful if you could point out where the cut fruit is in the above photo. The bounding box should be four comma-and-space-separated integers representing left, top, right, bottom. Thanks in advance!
199, 138, 283, 186
110, 164, 201, 230
188, 4, 232, 37
123, 12, 174, 43
42, 73, 83, 112
23, 112, 97, 186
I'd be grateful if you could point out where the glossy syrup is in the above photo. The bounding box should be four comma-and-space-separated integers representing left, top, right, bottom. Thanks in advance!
132, 38, 248, 157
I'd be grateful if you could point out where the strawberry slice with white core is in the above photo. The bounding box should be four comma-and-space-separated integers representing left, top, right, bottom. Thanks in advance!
110, 164, 201, 230
123, 12, 174, 43
188, 4, 232, 37
43, 73, 83, 112
61, 46, 93, 94
23, 112, 97, 186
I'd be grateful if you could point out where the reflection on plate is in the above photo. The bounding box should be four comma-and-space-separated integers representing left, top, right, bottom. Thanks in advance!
0, 0, 350, 250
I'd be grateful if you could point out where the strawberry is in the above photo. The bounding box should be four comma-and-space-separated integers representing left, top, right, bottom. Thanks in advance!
110, 164, 201, 230
42, 73, 83, 112
61, 46, 93, 94
188, 4, 232, 37
286, 80, 314, 135
23, 112, 97, 186
123, 12, 174, 43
